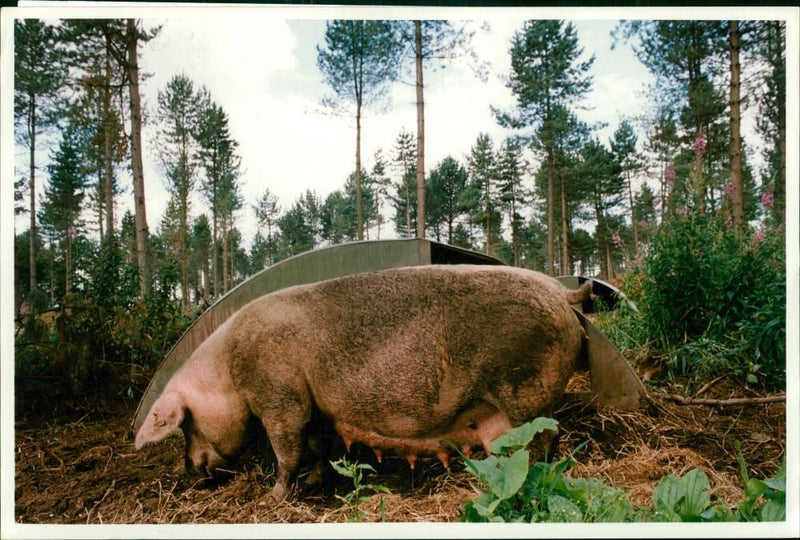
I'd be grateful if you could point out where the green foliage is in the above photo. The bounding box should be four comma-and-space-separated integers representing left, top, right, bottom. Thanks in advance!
614, 213, 785, 387
462, 421, 786, 524
15, 234, 196, 405
461, 418, 634, 523
330, 457, 391, 522
650, 469, 734, 522
736, 442, 786, 522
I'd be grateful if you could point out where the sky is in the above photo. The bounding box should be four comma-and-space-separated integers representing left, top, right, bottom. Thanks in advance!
4, 4, 792, 248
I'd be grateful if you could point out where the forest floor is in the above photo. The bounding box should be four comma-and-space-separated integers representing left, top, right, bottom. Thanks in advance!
13, 372, 786, 525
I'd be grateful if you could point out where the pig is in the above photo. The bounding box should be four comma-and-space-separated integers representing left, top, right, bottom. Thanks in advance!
136, 265, 591, 501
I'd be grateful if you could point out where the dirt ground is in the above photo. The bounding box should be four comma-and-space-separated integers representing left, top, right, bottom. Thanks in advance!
14, 373, 785, 524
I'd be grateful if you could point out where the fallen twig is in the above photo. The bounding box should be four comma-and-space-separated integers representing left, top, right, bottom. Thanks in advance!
694, 374, 727, 397
658, 393, 785, 406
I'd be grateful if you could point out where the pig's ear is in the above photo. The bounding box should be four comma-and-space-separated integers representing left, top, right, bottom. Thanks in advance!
135, 392, 185, 449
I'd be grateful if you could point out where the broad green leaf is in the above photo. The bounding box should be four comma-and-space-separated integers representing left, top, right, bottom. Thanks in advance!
760, 497, 786, 522
653, 475, 682, 511
680, 469, 711, 517
496, 449, 530, 500
489, 417, 558, 454
547, 494, 583, 522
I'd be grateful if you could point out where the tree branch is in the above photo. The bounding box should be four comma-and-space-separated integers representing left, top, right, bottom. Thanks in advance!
657, 392, 785, 406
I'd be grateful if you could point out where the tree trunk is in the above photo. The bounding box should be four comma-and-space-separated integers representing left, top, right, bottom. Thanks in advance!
222, 219, 229, 294
414, 20, 426, 239
560, 170, 569, 275
126, 19, 150, 297
546, 146, 555, 276
627, 168, 639, 255
773, 22, 786, 222
729, 20, 744, 234
28, 97, 37, 292
104, 34, 115, 238
355, 98, 363, 240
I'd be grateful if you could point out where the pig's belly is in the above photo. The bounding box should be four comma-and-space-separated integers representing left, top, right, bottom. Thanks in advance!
331, 400, 512, 469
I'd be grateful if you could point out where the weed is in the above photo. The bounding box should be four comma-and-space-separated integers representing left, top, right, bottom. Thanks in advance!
330, 457, 391, 522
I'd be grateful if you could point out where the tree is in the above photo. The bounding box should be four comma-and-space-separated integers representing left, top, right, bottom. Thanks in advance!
156, 73, 201, 311
39, 124, 89, 296
426, 156, 469, 243
390, 128, 417, 237
124, 19, 159, 296
60, 20, 129, 242
277, 192, 320, 259
496, 139, 529, 266
610, 119, 644, 255
756, 20, 785, 223
615, 21, 726, 214
253, 188, 280, 267
189, 214, 212, 304
369, 149, 391, 239
728, 20, 744, 234
394, 21, 484, 239
195, 91, 241, 298
317, 20, 403, 240
576, 138, 624, 279
466, 133, 501, 255
15, 19, 68, 293
496, 20, 594, 275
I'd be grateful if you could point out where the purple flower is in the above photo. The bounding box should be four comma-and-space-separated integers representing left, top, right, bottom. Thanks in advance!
724, 182, 736, 199
752, 229, 766, 243
694, 136, 706, 152
665, 168, 676, 182
612, 233, 625, 248
761, 191, 774, 208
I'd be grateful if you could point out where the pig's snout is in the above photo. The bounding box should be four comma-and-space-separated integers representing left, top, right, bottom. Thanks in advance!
185, 444, 228, 479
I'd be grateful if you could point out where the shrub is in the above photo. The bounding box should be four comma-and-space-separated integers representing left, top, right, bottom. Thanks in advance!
614, 214, 785, 387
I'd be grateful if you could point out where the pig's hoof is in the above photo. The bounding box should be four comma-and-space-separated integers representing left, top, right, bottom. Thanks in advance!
267, 483, 292, 503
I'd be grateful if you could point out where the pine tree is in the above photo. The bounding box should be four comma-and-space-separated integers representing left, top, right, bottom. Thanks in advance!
15, 19, 68, 293
39, 124, 89, 296
394, 20, 484, 239
369, 149, 391, 239
610, 119, 644, 255
253, 189, 281, 267
317, 20, 403, 240
496, 139, 529, 266
615, 20, 726, 214
576, 138, 624, 279
426, 156, 469, 244
390, 128, 418, 237
156, 73, 201, 311
496, 20, 594, 275
466, 133, 501, 255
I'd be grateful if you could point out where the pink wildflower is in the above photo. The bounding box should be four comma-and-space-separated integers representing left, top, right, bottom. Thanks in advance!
665, 168, 677, 182
694, 136, 706, 152
724, 182, 736, 199
761, 191, 774, 208
67, 226, 77, 237
725, 215, 734, 228
612, 233, 625, 248
751, 229, 766, 243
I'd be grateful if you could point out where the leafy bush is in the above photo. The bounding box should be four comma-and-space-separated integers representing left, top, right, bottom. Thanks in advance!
614, 214, 785, 387
14, 236, 197, 406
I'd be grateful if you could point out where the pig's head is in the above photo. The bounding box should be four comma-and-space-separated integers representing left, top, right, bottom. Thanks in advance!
135, 322, 252, 478
135, 387, 251, 477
